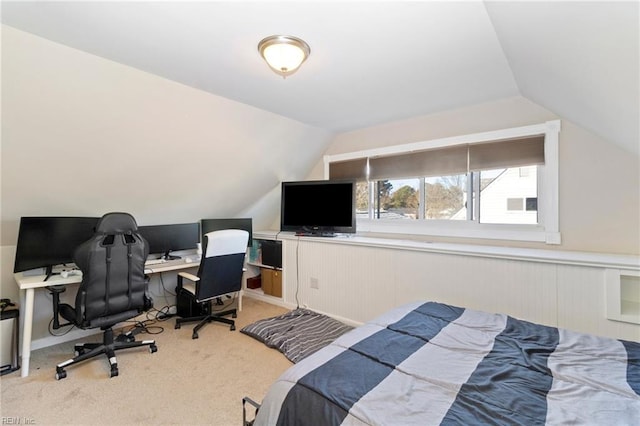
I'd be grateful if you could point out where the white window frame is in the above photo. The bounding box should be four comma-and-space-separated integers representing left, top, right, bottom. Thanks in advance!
324, 120, 561, 244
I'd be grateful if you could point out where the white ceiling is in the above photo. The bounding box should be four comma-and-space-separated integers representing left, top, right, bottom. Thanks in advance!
1, 1, 638, 154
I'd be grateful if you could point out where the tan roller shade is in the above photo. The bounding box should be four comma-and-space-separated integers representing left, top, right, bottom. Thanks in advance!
330, 134, 545, 181
329, 158, 368, 180
468, 135, 545, 171
369, 145, 468, 180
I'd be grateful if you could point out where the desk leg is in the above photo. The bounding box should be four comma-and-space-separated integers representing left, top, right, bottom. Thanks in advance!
20, 288, 35, 378
238, 290, 243, 312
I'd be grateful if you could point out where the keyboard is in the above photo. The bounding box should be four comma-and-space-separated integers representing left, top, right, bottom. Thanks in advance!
145, 256, 200, 270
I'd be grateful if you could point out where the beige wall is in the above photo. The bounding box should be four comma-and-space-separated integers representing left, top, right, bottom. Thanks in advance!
310, 97, 640, 255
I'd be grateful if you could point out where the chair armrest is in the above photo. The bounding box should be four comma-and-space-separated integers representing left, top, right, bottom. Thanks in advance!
178, 271, 200, 282
177, 271, 199, 296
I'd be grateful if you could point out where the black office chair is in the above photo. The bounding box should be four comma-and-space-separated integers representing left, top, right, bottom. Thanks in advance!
48, 212, 157, 380
175, 229, 249, 339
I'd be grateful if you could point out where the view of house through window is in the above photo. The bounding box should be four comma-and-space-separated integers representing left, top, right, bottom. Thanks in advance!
479, 166, 538, 224
355, 165, 538, 225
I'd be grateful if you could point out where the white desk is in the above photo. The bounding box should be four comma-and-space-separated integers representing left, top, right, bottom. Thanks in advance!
14, 257, 243, 378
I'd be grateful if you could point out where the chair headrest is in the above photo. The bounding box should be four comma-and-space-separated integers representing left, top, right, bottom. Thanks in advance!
95, 212, 139, 234
204, 230, 249, 257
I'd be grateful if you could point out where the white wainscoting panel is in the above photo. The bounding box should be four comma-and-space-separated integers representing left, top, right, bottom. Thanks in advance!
285, 239, 394, 323
274, 233, 639, 341
393, 251, 557, 327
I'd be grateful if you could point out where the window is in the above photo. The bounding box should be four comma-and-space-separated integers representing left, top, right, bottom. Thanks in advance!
365, 167, 537, 224
425, 174, 466, 220
325, 120, 561, 244
375, 179, 420, 220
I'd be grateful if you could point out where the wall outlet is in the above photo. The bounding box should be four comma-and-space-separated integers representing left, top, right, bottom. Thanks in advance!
310, 277, 319, 289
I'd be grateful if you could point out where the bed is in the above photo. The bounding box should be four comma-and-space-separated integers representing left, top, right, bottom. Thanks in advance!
253, 301, 640, 425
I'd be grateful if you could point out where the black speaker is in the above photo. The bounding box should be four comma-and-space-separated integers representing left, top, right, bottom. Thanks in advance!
176, 287, 210, 318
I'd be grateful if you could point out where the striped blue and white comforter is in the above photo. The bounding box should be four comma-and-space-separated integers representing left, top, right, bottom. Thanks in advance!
254, 301, 640, 425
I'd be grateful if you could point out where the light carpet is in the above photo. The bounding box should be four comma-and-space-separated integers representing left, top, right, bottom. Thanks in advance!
0, 298, 292, 426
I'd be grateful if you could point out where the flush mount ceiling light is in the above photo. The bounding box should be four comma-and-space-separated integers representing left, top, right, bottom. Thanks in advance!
258, 35, 310, 78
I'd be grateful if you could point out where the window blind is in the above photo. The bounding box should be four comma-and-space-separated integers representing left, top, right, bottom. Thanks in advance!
369, 145, 468, 180
337, 135, 545, 181
328, 158, 368, 180
468, 135, 545, 171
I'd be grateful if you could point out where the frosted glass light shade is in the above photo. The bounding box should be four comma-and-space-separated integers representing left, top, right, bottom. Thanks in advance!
258, 35, 310, 78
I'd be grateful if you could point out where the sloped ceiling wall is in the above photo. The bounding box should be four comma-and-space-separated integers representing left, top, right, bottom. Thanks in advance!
0, 26, 333, 245
486, 1, 639, 155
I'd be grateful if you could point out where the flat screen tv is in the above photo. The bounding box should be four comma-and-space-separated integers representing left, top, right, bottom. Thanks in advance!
13, 216, 100, 279
137, 222, 200, 260
201, 218, 252, 247
280, 180, 356, 236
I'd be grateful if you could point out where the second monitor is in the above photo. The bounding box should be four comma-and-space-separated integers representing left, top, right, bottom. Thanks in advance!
138, 223, 200, 260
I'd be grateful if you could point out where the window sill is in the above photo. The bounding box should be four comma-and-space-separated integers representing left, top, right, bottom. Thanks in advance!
269, 231, 639, 270
356, 219, 561, 245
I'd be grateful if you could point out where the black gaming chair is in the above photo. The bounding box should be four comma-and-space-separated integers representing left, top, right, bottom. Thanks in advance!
175, 229, 249, 338
48, 212, 157, 380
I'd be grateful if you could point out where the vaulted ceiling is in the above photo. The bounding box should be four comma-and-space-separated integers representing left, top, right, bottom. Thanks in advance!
2, 1, 638, 154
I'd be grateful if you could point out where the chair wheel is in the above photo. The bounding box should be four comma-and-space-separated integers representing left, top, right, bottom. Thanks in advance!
110, 367, 119, 378
149, 344, 158, 353
232, 313, 237, 318
230, 325, 236, 331
192, 332, 198, 339
55, 369, 67, 380
175, 322, 181, 329
74, 345, 85, 356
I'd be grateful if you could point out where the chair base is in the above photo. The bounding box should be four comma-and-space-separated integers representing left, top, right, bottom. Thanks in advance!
175, 308, 237, 339
55, 327, 157, 380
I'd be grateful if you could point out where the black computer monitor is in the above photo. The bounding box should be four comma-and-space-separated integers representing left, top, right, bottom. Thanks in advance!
137, 223, 200, 260
200, 218, 252, 247
13, 216, 100, 279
